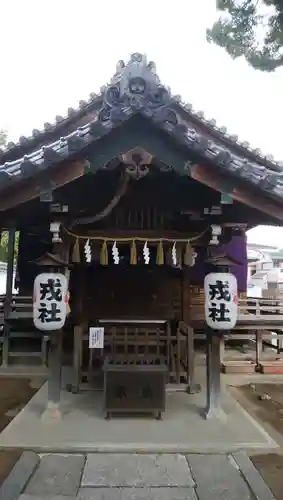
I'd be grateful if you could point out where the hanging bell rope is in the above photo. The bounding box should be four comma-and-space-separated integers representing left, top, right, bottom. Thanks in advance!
69, 172, 130, 229
100, 240, 108, 265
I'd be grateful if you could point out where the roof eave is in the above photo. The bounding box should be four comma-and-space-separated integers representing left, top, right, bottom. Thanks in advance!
0, 110, 282, 213
174, 102, 282, 173
0, 95, 104, 164
0, 52, 283, 208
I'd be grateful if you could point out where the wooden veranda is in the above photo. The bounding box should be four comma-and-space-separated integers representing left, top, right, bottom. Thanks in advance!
1, 292, 283, 384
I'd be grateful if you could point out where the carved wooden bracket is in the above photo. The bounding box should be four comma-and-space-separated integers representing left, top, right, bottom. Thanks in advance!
121, 147, 153, 180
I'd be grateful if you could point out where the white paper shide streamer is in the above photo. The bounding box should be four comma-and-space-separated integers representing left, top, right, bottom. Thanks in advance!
172, 242, 177, 266
84, 239, 92, 263
143, 242, 150, 264
112, 241, 120, 264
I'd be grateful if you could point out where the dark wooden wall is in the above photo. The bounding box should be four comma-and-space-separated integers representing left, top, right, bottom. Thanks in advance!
70, 266, 187, 322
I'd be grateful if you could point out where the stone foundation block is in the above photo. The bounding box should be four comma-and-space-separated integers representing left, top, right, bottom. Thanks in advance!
222, 361, 256, 374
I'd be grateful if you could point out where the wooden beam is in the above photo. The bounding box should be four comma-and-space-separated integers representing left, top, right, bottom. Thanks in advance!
0, 160, 86, 212
191, 164, 283, 221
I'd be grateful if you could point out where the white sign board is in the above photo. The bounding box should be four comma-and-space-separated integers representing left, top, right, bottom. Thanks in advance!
204, 272, 238, 330
33, 273, 68, 331
89, 327, 104, 349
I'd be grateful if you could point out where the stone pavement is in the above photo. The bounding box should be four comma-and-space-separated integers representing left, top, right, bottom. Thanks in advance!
1, 452, 276, 500
0, 382, 278, 453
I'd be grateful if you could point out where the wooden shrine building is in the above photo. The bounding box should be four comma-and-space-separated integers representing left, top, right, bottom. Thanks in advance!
1, 53, 283, 419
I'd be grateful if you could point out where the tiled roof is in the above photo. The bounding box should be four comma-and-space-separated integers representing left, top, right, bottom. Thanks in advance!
0, 52, 283, 200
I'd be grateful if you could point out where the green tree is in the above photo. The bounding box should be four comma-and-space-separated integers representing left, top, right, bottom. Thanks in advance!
0, 130, 7, 147
207, 1, 283, 71
0, 132, 19, 264
0, 232, 19, 263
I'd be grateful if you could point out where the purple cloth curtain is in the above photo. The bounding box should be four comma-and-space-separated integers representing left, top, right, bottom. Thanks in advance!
190, 235, 247, 293
223, 234, 248, 293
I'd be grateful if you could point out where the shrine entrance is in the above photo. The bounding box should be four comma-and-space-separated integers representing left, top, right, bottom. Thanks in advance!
69, 242, 198, 396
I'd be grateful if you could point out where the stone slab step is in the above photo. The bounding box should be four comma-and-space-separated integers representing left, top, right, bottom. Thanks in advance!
259, 360, 283, 374
0, 451, 39, 500
222, 361, 256, 374
24, 454, 85, 497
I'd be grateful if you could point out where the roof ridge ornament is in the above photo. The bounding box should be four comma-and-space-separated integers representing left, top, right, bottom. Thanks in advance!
99, 52, 175, 123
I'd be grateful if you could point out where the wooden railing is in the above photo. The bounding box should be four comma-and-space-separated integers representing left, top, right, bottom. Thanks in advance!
238, 299, 283, 322
0, 295, 33, 320
1, 292, 283, 326
72, 319, 191, 386
189, 287, 283, 326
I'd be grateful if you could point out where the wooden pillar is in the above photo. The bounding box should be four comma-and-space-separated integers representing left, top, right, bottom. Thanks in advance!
255, 330, 262, 368
41, 334, 49, 366
72, 263, 85, 393
186, 325, 201, 393
42, 230, 69, 420
204, 259, 230, 421
42, 330, 63, 420
220, 336, 225, 363
72, 324, 83, 393
41, 276, 64, 421
2, 229, 16, 367
181, 269, 200, 394
204, 332, 225, 420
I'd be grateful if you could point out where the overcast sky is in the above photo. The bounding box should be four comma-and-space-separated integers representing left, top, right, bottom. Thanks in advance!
1, 0, 283, 246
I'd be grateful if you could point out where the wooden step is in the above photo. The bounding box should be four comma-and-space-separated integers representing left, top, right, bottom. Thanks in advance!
9, 351, 43, 358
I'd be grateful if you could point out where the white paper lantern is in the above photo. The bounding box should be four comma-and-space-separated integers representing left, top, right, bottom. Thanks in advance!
204, 272, 238, 330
